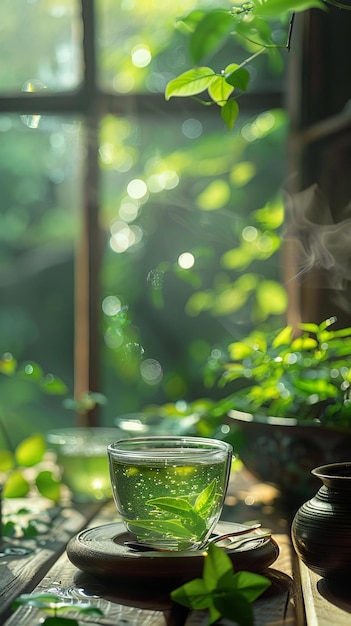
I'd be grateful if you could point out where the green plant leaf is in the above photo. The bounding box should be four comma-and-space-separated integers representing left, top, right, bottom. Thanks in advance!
15, 433, 45, 467
214, 592, 253, 626
35, 470, 61, 502
126, 518, 195, 539
234, 15, 274, 48
147, 496, 195, 516
290, 336, 317, 351
252, 0, 325, 16
221, 99, 239, 130
13, 592, 104, 619
13, 593, 64, 609
208, 75, 234, 106
146, 495, 208, 535
235, 569, 272, 602
165, 68, 215, 100
189, 10, 234, 63
0, 352, 17, 375
203, 541, 233, 591
3, 470, 30, 498
171, 577, 211, 610
18, 361, 43, 381
171, 543, 270, 626
272, 325, 293, 348
175, 10, 205, 35
225, 65, 251, 91
41, 374, 68, 395
195, 479, 218, 517
42, 618, 79, 625
0, 449, 15, 471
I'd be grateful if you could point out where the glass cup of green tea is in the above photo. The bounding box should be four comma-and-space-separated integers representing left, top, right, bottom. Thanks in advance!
107, 436, 233, 551
47, 427, 122, 502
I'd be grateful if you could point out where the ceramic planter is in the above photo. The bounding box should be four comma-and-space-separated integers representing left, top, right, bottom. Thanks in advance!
225, 410, 351, 508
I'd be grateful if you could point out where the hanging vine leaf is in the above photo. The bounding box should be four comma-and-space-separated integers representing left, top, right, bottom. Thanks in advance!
166, 67, 216, 99
221, 100, 239, 130
208, 75, 234, 106
189, 10, 234, 63
225, 65, 251, 91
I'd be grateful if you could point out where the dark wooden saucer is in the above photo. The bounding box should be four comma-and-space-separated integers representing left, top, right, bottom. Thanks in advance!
67, 521, 279, 582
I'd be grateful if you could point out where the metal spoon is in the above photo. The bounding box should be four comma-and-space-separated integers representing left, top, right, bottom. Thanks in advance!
124, 522, 267, 552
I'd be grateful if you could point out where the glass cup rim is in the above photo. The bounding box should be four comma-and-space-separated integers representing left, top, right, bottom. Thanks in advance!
107, 435, 233, 460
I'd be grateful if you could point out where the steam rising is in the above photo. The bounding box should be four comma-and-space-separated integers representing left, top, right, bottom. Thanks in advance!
284, 184, 351, 310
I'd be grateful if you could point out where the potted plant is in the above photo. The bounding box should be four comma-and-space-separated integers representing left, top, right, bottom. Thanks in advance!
202, 316, 351, 506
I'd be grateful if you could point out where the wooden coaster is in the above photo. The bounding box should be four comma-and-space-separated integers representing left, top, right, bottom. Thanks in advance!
67, 521, 279, 582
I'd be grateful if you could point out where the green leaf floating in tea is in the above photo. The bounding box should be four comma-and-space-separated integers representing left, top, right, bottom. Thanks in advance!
126, 479, 219, 541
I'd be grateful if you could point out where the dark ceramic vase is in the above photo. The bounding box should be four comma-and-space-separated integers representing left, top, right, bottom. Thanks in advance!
291, 462, 351, 579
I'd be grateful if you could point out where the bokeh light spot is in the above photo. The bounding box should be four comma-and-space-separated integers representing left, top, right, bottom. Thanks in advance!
140, 359, 163, 385
127, 178, 148, 200
113, 73, 135, 93
242, 226, 258, 242
131, 44, 152, 68
182, 118, 203, 139
178, 252, 195, 269
102, 296, 122, 316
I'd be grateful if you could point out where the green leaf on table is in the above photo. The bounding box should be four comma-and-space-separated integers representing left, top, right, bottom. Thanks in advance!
13, 592, 104, 621
15, 433, 46, 467
13, 592, 64, 609
235, 569, 273, 602
203, 537, 233, 591
165, 68, 215, 100
42, 618, 79, 625
171, 542, 271, 626
2, 520, 17, 537
171, 577, 212, 610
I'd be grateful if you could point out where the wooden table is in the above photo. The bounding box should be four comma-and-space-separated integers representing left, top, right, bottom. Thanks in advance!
1, 469, 350, 626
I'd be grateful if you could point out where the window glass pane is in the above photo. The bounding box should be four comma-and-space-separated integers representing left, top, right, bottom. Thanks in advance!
0, 0, 83, 94
99, 107, 288, 418
0, 114, 82, 439
97, 0, 285, 95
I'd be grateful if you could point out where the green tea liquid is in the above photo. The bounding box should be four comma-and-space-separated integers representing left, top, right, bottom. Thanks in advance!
110, 455, 229, 550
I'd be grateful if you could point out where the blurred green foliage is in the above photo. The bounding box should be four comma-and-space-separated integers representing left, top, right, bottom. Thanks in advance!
0, 0, 289, 440
206, 317, 351, 428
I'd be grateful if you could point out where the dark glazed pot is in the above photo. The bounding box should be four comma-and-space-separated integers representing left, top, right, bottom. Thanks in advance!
291, 463, 351, 579
225, 410, 351, 507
